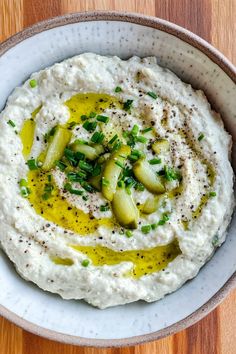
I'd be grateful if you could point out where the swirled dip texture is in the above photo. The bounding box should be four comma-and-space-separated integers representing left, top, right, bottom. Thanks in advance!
0, 53, 234, 308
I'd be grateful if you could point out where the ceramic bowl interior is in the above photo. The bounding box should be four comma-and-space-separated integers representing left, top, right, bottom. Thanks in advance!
0, 12, 235, 347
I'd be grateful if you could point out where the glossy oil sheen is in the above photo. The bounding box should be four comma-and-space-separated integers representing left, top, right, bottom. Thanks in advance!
19, 106, 41, 158
72, 240, 180, 278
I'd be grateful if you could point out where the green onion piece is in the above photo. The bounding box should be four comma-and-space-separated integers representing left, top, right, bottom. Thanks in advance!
82, 121, 97, 132
115, 160, 125, 169
108, 134, 118, 145
149, 158, 162, 165
135, 182, 145, 191
82, 195, 88, 201
209, 191, 216, 197
67, 171, 86, 182
55, 160, 67, 171
128, 154, 139, 161
81, 115, 88, 121
111, 141, 122, 152
125, 177, 136, 188
131, 124, 139, 136
42, 192, 50, 200
91, 164, 102, 177
44, 183, 54, 192
125, 230, 133, 238
78, 160, 93, 173
158, 214, 170, 225
117, 180, 125, 188
151, 223, 157, 230
64, 148, 79, 166
100, 204, 110, 212
115, 86, 122, 93
89, 112, 96, 118
7, 120, 16, 127
96, 115, 109, 124
19, 179, 27, 187
91, 131, 105, 143
70, 189, 83, 195
123, 99, 133, 111
47, 174, 52, 182
20, 186, 31, 198
163, 166, 181, 181
81, 259, 90, 267
29, 79, 37, 88
147, 91, 157, 99
198, 133, 205, 141
142, 127, 153, 134
27, 159, 38, 170
141, 225, 152, 234
136, 135, 148, 144
80, 181, 94, 193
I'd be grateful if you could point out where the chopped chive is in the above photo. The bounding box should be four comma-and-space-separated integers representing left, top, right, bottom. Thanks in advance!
91, 131, 105, 143
111, 141, 122, 152
142, 127, 153, 134
151, 223, 157, 230
126, 187, 131, 195
55, 160, 67, 171
117, 180, 125, 188
20, 186, 31, 198
82, 195, 88, 201
100, 204, 110, 212
89, 112, 97, 118
96, 115, 109, 124
80, 181, 94, 193
70, 188, 83, 195
78, 160, 93, 172
67, 171, 86, 182
42, 192, 50, 200
108, 134, 118, 145
115, 160, 125, 169
29, 79, 37, 88
198, 133, 205, 141
44, 183, 54, 192
47, 174, 52, 182
7, 120, 16, 127
75, 151, 85, 161
74, 139, 88, 145
123, 99, 133, 111
136, 135, 148, 144
125, 230, 133, 238
102, 177, 110, 186
19, 179, 27, 187
128, 154, 139, 161
122, 131, 129, 138
149, 158, 162, 165
209, 191, 216, 197
163, 165, 181, 181
27, 159, 38, 170
147, 91, 157, 99
125, 177, 136, 188
131, 124, 139, 136
91, 164, 102, 177
64, 182, 72, 191
115, 86, 122, 93
64, 148, 78, 166
81, 114, 88, 121
141, 225, 152, 234
81, 259, 90, 267
135, 182, 145, 191
82, 120, 97, 132
158, 214, 170, 225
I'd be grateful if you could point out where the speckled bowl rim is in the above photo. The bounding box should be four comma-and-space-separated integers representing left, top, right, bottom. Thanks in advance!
0, 11, 235, 348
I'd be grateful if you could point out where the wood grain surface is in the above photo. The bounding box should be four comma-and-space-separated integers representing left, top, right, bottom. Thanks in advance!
0, 0, 235, 353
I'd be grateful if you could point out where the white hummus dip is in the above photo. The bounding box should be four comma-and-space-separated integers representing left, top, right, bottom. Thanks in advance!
0, 53, 234, 308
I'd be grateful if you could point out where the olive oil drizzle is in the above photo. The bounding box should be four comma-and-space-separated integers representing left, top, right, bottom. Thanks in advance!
71, 240, 180, 278
19, 92, 217, 276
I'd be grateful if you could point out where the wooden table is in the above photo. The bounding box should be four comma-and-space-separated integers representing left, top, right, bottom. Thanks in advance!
0, 1, 235, 353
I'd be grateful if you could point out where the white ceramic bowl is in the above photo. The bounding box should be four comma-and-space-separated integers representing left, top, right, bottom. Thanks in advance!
0, 11, 235, 347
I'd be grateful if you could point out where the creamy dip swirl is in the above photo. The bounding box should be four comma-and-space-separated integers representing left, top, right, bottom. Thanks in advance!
0, 53, 234, 308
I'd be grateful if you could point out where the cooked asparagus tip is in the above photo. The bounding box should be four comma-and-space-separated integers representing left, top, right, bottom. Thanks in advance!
42, 127, 72, 170
133, 159, 165, 194
152, 139, 170, 154
112, 186, 139, 229
102, 145, 131, 201
142, 195, 165, 214
70, 142, 98, 160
